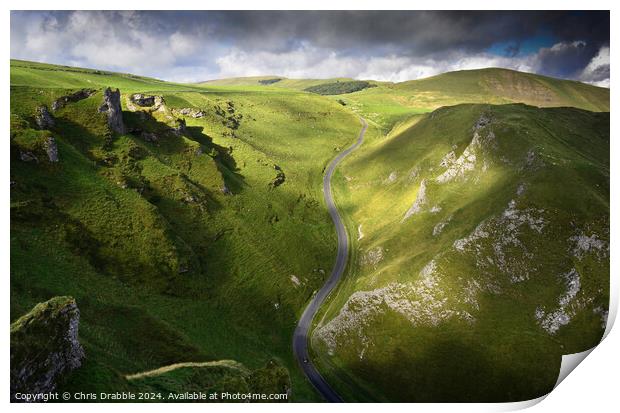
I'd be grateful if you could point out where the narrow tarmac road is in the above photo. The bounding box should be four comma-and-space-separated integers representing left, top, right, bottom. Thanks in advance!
292, 117, 367, 403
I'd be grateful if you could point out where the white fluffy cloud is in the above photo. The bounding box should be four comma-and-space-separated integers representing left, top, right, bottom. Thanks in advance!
214, 41, 609, 88
579, 46, 610, 87
11, 11, 214, 82
215, 46, 538, 83
10, 12, 609, 87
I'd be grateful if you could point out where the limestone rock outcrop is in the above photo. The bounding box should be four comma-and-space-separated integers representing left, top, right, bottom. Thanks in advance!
128, 94, 165, 111
34, 106, 55, 130
10, 296, 85, 402
98, 88, 125, 134
43, 136, 59, 163
19, 151, 38, 163
175, 107, 205, 118
131, 94, 155, 107
52, 89, 96, 111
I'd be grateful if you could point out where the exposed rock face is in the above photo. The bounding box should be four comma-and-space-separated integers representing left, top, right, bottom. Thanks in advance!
19, 151, 38, 163
435, 116, 496, 184
52, 89, 96, 111
98, 88, 125, 134
215, 101, 242, 135
384, 171, 398, 184
43, 136, 59, 162
316, 260, 473, 358
131, 94, 155, 106
176, 107, 206, 118
403, 179, 428, 220
433, 214, 452, 236
10, 297, 85, 402
17, 135, 58, 163
34, 106, 55, 130
128, 94, 164, 111
269, 165, 286, 189
472, 114, 491, 130
535, 268, 581, 334
290, 275, 301, 287
453, 199, 546, 284
361, 246, 384, 268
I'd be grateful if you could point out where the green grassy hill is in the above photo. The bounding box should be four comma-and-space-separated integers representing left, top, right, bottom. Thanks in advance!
316, 69, 609, 402
313, 103, 609, 401
395, 68, 610, 111
204, 68, 609, 132
10, 59, 609, 403
10, 59, 360, 401
338, 68, 609, 132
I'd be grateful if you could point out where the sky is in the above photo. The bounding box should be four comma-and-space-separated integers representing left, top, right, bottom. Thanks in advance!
10, 11, 610, 87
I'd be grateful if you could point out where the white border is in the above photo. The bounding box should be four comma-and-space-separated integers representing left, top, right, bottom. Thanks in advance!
3, 2, 617, 412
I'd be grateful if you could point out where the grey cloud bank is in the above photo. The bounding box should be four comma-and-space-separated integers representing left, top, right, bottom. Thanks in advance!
10, 11, 610, 87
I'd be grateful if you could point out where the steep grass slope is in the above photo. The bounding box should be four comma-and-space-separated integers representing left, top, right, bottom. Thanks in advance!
395, 68, 610, 111
205, 68, 609, 132
313, 103, 609, 401
10, 59, 360, 401
338, 68, 609, 132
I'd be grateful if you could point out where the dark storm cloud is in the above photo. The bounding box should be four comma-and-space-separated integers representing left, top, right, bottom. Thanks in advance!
156, 11, 608, 56
10, 10, 609, 86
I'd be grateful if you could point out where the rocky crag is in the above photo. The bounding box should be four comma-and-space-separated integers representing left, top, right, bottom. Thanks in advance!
10, 297, 85, 401
98, 87, 125, 134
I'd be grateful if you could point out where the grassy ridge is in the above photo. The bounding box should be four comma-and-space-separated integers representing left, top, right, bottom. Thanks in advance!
313, 103, 609, 401
202, 68, 609, 133
396, 68, 610, 111
10, 59, 360, 401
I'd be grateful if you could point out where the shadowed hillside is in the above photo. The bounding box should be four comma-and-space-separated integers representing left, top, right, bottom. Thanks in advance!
315, 103, 609, 402
10, 59, 360, 401
10, 59, 609, 403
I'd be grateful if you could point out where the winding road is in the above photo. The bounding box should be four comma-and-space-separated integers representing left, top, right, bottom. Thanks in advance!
292, 116, 367, 402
